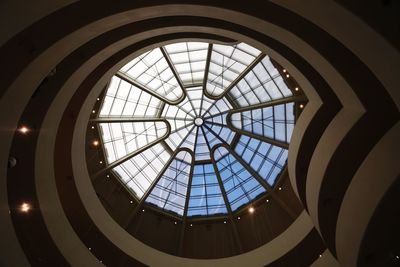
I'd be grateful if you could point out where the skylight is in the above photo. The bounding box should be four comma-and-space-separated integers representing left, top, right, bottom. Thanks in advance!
95, 41, 298, 218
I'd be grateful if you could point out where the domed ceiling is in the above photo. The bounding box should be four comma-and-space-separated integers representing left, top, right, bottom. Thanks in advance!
93, 41, 297, 219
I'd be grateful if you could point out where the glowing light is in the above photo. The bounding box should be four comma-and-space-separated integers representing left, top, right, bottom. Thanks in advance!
93, 140, 99, 146
300, 104, 304, 109
223, 221, 227, 224
99, 161, 103, 164
249, 207, 255, 213
19, 126, 29, 134
286, 74, 290, 78
92, 110, 96, 114
237, 216, 241, 220
283, 69, 287, 73
20, 202, 31, 213
130, 200, 133, 204
295, 87, 299, 91
278, 187, 282, 191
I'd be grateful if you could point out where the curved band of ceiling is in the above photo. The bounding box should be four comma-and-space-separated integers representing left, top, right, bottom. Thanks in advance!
1, 1, 399, 266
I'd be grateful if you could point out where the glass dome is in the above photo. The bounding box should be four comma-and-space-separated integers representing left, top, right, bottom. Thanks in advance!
95, 41, 296, 218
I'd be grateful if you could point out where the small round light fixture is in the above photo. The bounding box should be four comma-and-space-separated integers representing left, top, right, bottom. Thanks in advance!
8, 157, 17, 168
19, 126, 29, 134
93, 140, 99, 146
20, 202, 31, 213
300, 104, 304, 109
249, 206, 255, 214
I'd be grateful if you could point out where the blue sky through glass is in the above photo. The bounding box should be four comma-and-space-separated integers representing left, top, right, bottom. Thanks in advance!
97, 41, 298, 218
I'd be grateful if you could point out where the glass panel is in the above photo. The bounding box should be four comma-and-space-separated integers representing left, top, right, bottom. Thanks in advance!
145, 151, 192, 216
229, 56, 293, 107
99, 121, 168, 164
99, 76, 162, 117
120, 48, 184, 102
234, 136, 287, 186
214, 146, 265, 211
113, 143, 172, 199
187, 163, 227, 216
230, 102, 295, 143
206, 43, 261, 97
164, 42, 208, 86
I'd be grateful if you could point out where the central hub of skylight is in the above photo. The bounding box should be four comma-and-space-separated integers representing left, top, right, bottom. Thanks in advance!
194, 117, 203, 126
95, 41, 297, 218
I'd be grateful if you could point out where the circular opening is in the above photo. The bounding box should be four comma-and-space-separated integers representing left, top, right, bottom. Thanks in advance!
194, 117, 203, 126
92, 40, 298, 219
88, 39, 304, 258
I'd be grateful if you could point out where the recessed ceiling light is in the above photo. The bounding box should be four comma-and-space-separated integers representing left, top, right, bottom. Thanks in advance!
19, 126, 29, 134
20, 202, 31, 213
